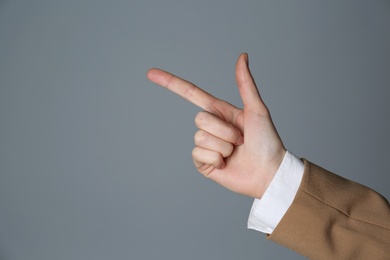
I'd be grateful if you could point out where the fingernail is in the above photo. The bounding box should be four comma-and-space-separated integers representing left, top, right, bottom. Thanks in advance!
236, 135, 244, 146
244, 53, 249, 65
220, 160, 226, 169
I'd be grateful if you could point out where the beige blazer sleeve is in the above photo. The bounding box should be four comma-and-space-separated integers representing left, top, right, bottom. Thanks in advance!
268, 160, 390, 259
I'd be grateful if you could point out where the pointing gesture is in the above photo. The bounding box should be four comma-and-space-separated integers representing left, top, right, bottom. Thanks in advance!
147, 53, 286, 198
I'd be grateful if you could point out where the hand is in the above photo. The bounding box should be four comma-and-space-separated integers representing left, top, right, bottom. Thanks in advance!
147, 53, 286, 198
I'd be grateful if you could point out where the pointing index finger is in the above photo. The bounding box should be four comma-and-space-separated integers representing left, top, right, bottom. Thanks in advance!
147, 68, 218, 111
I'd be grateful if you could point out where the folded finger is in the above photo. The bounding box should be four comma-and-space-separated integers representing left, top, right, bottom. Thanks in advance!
192, 147, 225, 170
194, 130, 234, 158
195, 111, 243, 146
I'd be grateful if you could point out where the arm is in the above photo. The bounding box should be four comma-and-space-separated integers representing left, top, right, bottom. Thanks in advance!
269, 160, 390, 259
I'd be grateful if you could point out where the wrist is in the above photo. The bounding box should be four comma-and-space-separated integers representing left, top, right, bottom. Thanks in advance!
255, 148, 287, 199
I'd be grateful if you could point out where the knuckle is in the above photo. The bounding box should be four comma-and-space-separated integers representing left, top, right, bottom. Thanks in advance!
222, 143, 234, 157
183, 84, 196, 100
194, 130, 207, 145
191, 147, 199, 158
225, 127, 239, 142
194, 111, 208, 127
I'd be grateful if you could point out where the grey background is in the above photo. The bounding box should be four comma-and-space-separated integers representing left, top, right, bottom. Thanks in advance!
0, 0, 389, 259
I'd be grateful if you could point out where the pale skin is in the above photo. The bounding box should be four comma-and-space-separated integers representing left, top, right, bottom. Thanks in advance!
147, 53, 286, 199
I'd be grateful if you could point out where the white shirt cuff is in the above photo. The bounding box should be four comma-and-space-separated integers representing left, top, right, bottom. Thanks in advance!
247, 151, 304, 234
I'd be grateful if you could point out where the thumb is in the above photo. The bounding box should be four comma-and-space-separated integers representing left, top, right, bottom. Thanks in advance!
235, 53, 268, 114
